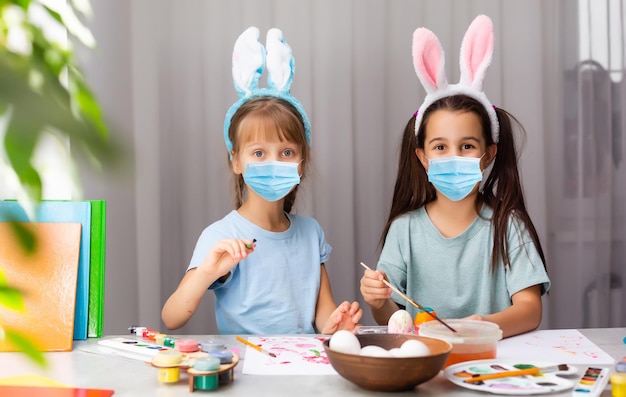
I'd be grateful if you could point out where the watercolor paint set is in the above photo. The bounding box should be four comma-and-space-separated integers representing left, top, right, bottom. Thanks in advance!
97, 337, 170, 360
444, 359, 579, 395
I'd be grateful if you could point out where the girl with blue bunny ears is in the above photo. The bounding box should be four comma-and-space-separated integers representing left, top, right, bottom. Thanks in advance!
162, 27, 362, 335
360, 15, 549, 338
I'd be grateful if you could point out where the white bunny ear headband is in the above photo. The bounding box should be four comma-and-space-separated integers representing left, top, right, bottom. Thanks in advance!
412, 15, 499, 143
224, 27, 311, 154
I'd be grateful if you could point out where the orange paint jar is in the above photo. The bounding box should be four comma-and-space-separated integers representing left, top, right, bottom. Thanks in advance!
418, 319, 502, 368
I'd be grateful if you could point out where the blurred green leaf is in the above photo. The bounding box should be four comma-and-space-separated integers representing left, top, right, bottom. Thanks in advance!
9, 221, 37, 252
0, 0, 118, 368
0, 284, 24, 311
0, 269, 24, 311
3, 328, 46, 367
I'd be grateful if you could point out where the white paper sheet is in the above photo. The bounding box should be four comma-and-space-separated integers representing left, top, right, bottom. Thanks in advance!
241, 336, 338, 375
497, 329, 615, 365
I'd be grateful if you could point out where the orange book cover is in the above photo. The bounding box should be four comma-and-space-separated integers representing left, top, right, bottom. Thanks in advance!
0, 222, 82, 352
0, 385, 114, 397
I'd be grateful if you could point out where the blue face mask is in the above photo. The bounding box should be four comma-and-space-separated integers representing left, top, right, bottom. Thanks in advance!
243, 161, 301, 202
426, 156, 484, 201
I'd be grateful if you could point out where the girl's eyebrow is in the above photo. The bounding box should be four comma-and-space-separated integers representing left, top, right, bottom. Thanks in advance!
427, 136, 480, 145
426, 137, 446, 145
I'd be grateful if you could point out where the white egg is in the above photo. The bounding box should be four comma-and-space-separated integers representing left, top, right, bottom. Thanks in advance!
329, 330, 361, 355
388, 309, 414, 334
360, 345, 393, 357
394, 339, 430, 357
389, 347, 403, 356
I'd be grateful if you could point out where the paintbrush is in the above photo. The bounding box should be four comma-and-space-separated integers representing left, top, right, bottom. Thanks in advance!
359, 262, 457, 333
465, 367, 540, 383
514, 363, 571, 373
464, 364, 570, 383
236, 336, 276, 358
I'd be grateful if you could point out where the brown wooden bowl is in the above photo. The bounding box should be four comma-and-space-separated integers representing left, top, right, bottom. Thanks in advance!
323, 334, 452, 392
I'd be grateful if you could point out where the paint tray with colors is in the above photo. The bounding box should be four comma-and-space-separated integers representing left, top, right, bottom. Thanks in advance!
444, 359, 577, 395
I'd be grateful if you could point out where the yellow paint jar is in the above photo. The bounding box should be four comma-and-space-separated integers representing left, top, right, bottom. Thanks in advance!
611, 372, 626, 397
158, 367, 180, 383
152, 350, 183, 384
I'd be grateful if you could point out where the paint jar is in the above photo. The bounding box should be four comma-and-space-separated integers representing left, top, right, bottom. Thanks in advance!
210, 349, 233, 364
192, 357, 220, 391
175, 338, 200, 353
418, 319, 502, 368
155, 333, 167, 345
142, 328, 159, 340
152, 350, 183, 383
201, 340, 226, 353
611, 372, 626, 397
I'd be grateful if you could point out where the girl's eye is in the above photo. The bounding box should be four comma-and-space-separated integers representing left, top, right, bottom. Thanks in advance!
253, 150, 263, 158
434, 145, 445, 151
282, 149, 294, 157
462, 144, 475, 150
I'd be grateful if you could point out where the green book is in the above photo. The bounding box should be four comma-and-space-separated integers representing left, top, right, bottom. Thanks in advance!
88, 200, 106, 338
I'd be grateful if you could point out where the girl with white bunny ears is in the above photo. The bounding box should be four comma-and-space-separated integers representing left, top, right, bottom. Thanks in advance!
162, 27, 362, 335
360, 15, 550, 338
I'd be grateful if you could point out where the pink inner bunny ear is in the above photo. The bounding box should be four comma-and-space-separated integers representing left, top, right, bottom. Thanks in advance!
459, 15, 494, 90
413, 28, 447, 94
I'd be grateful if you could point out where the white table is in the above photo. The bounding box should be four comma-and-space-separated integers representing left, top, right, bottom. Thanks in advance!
0, 328, 624, 396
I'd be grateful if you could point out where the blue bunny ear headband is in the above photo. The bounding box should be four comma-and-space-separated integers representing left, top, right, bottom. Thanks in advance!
223, 27, 311, 155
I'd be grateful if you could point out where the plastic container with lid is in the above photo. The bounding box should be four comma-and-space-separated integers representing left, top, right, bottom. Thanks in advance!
417, 319, 502, 368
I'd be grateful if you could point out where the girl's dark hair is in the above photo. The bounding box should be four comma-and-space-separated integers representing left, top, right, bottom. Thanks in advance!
382, 95, 546, 273
227, 96, 309, 213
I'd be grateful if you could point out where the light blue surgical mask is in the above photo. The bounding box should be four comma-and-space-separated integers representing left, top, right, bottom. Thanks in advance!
243, 161, 301, 202
426, 155, 484, 201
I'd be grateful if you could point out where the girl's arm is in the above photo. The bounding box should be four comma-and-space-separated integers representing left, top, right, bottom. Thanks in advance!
471, 284, 543, 338
161, 239, 255, 330
315, 264, 362, 334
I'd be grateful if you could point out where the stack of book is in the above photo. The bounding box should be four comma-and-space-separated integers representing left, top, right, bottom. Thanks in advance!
0, 200, 107, 352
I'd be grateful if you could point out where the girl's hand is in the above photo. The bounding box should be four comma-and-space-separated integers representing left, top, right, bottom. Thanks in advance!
463, 314, 483, 321
321, 301, 363, 335
198, 238, 256, 278
359, 269, 392, 309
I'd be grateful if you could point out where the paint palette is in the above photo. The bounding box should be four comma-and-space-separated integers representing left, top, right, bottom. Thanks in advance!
444, 359, 577, 395
98, 337, 171, 360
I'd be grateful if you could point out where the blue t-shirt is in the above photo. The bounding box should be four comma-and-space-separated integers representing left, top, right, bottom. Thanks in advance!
188, 210, 332, 334
378, 205, 550, 321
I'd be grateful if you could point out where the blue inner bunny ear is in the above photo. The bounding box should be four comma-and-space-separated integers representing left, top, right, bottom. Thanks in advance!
232, 26, 266, 98
266, 28, 294, 92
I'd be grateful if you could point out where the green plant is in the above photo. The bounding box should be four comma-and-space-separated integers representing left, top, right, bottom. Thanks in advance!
0, 0, 117, 366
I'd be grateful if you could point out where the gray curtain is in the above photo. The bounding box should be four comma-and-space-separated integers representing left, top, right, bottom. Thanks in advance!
75, 0, 624, 335
545, 0, 626, 328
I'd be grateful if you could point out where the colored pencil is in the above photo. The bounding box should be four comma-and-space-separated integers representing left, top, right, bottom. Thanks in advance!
236, 336, 276, 358
359, 262, 458, 333
464, 367, 540, 383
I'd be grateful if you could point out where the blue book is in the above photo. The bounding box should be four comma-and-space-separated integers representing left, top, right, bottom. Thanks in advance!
0, 200, 91, 340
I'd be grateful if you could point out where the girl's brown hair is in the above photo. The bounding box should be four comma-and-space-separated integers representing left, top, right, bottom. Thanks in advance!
227, 96, 309, 213
382, 95, 546, 273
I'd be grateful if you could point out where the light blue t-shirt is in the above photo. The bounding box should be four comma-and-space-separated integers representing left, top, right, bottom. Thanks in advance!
377, 205, 550, 321
187, 210, 332, 335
